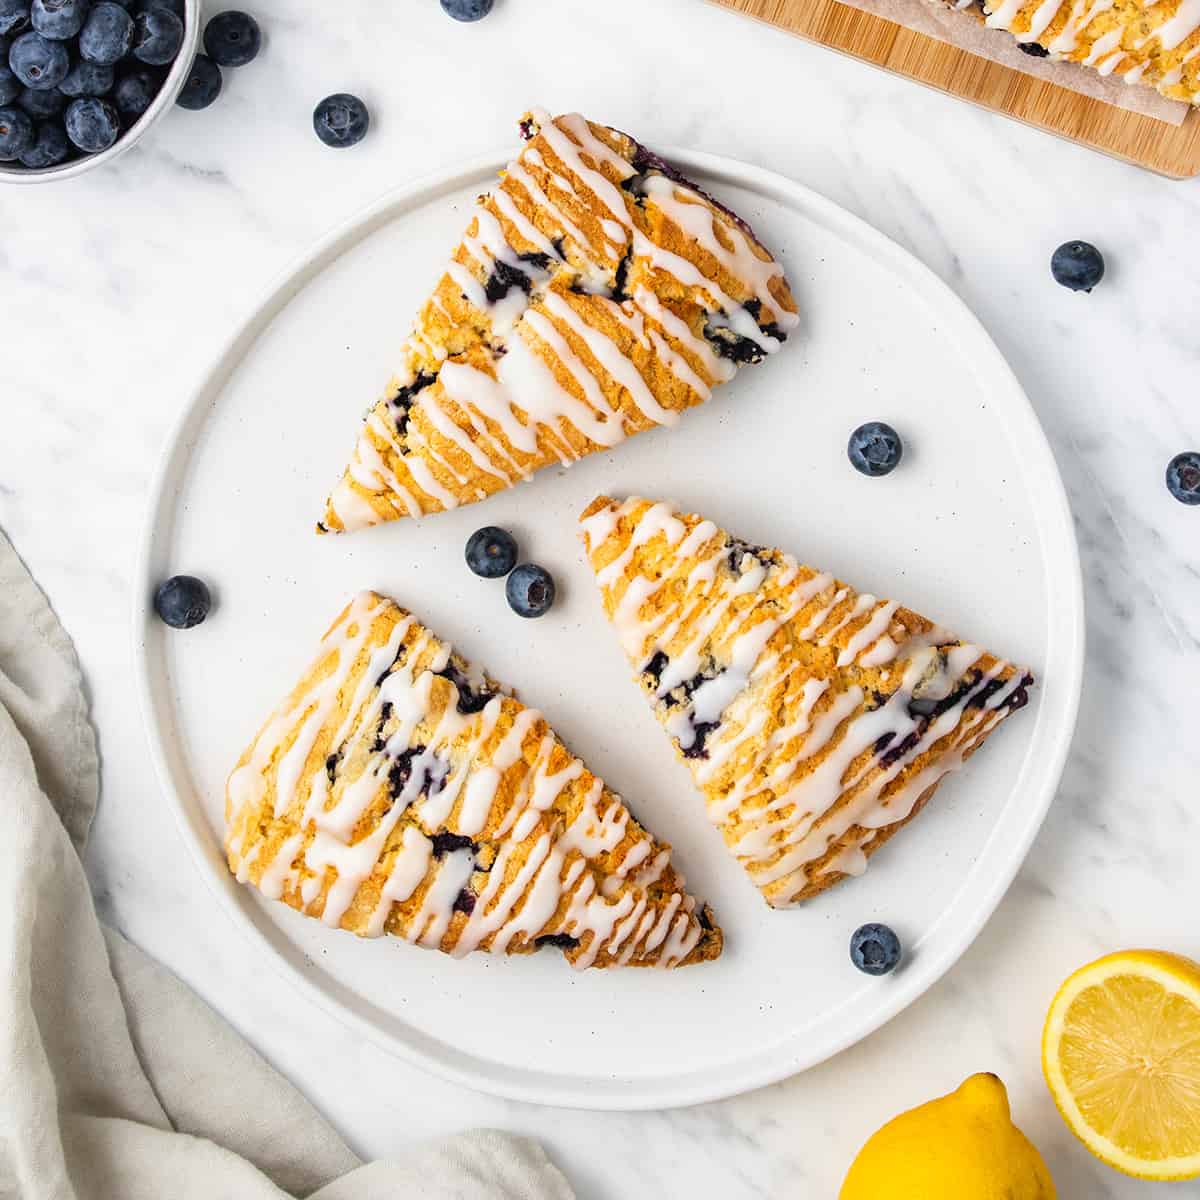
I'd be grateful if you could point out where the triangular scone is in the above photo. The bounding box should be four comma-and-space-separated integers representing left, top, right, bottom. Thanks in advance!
319, 109, 798, 533
225, 592, 722, 968
580, 497, 1034, 908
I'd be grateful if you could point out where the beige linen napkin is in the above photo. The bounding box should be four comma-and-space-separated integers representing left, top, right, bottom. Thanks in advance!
0, 527, 574, 1200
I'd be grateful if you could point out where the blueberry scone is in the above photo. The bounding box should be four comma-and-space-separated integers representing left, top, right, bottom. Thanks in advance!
319, 109, 798, 533
580, 497, 1034, 908
945, 0, 1200, 102
225, 592, 721, 967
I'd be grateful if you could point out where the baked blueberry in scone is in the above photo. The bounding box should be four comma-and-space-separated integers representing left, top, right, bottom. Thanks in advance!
319, 108, 798, 533
580, 497, 1034, 908
225, 592, 722, 967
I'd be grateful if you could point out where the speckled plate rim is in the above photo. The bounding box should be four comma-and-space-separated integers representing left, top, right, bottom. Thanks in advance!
133, 146, 1085, 1111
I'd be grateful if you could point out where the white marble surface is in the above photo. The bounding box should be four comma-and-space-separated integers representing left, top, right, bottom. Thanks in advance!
3, 0, 1199, 1195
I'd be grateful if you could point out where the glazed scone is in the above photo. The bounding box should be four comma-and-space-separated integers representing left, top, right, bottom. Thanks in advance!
943, 0, 1200, 103
580, 497, 1034, 908
225, 592, 721, 968
319, 108, 798, 534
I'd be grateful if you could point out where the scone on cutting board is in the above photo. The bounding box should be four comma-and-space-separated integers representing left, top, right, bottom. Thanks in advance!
319, 108, 798, 533
225, 592, 722, 968
580, 497, 1034, 908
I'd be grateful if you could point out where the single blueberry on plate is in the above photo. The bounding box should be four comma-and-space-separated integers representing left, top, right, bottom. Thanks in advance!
131, 5, 181, 64
440, 0, 493, 19
154, 575, 212, 629
465, 526, 518, 579
31, 0, 88, 40
18, 115, 67, 164
59, 58, 113, 95
505, 563, 555, 618
0, 101, 32, 156
0, 61, 19, 105
203, 10, 260, 67
64, 94, 117, 150
848, 421, 903, 477
850, 923, 902, 976
1166, 451, 1200, 506
0, 1, 30, 36
175, 53, 221, 109
1051, 240, 1104, 292
78, 0, 132, 63
312, 92, 368, 147
112, 66, 157, 115
9, 30, 69, 87
17, 81, 64, 113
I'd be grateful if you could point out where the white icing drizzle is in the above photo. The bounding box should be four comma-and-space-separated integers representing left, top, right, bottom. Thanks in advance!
227, 593, 711, 967
1153, 0, 1200, 48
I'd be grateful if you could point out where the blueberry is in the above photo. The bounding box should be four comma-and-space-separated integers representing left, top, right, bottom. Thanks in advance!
0, 1, 30, 36
31, 0, 88, 40
312, 92, 368, 148
203, 10, 260, 67
440, 0, 493, 19
153, 575, 212, 629
141, 0, 183, 13
58, 58, 112, 95
112, 65, 156, 115
0, 62, 18, 104
505, 563, 555, 618
175, 53, 221, 109
131, 5, 180, 64
18, 115, 66, 164
0, 101, 32, 155
9, 30, 68, 87
850, 923, 902, 976
78, 1, 131, 63
1018, 40, 1049, 55
1166, 451, 1200, 506
1051, 240, 1104, 292
17, 81, 63, 113
848, 421, 903, 477
465, 526, 517, 578
64, 94, 117, 150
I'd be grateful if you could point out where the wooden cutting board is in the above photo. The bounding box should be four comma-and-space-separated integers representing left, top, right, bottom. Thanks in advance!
711, 0, 1200, 177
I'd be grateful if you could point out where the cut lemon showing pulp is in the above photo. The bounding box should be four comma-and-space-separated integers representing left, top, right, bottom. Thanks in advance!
1043, 950, 1200, 1180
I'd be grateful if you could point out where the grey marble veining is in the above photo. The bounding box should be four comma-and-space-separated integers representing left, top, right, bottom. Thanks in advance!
2, 0, 1198, 1195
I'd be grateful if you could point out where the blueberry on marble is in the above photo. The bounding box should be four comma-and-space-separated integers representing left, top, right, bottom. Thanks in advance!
18, 115, 66, 164
848, 421, 903, 477
112, 66, 157, 115
1051, 240, 1104, 292
1166, 451, 1200, 506
64, 93, 116, 149
0, 101, 32, 156
465, 526, 517, 579
9, 30, 68, 87
312, 92, 368, 148
0, 1, 30, 36
58, 58, 113, 95
850, 923, 902, 976
153, 575, 212, 629
203, 10, 260, 67
30, 0, 88, 40
175, 53, 221, 109
17, 81, 63, 113
78, 0, 131, 63
131, 5, 181, 64
505, 563, 555, 618
440, 0, 493, 20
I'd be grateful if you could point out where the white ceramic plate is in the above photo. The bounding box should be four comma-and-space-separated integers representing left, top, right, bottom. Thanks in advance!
135, 148, 1084, 1110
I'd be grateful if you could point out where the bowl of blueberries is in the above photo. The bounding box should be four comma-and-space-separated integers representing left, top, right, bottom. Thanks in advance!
0, 1, 261, 181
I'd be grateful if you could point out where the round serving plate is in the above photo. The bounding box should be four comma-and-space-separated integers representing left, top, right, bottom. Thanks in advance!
134, 147, 1084, 1110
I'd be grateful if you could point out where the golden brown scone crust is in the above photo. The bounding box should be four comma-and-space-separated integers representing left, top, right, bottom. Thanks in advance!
320, 109, 798, 533
226, 592, 721, 967
580, 497, 1034, 907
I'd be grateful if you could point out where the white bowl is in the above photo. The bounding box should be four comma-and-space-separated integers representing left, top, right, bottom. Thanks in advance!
0, 0, 200, 184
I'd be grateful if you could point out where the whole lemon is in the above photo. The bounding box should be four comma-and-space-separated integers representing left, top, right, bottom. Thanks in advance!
839, 1073, 1056, 1199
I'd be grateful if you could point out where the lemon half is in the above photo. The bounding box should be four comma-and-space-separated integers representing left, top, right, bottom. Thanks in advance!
1042, 949, 1200, 1180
